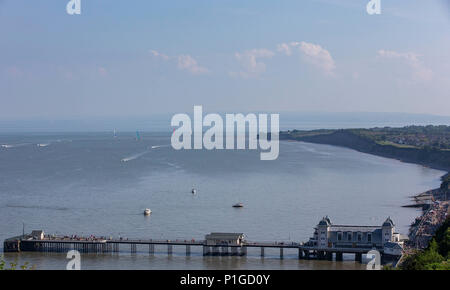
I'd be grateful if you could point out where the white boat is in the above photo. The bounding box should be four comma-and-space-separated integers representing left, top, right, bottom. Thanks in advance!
191, 188, 197, 194
144, 208, 152, 216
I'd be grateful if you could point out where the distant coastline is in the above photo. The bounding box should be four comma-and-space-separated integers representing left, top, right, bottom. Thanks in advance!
280, 128, 450, 172
280, 126, 449, 195
280, 126, 450, 254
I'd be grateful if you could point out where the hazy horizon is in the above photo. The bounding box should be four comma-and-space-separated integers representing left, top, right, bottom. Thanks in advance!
1, 0, 450, 119
0, 111, 449, 133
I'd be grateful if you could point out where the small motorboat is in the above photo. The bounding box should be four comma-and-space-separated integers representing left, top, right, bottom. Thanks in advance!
191, 188, 197, 194
232, 203, 244, 208
144, 208, 152, 216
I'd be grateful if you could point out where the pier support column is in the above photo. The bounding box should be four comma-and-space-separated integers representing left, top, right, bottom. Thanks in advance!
168, 245, 173, 255
212, 246, 220, 256
261, 247, 265, 257
326, 252, 333, 261
231, 247, 238, 256
203, 246, 209, 256
149, 244, 154, 255
355, 253, 362, 263
221, 246, 228, 256
304, 250, 310, 259
280, 248, 284, 259
380, 254, 387, 265
240, 246, 247, 256
336, 252, 343, 261
317, 251, 324, 260
186, 245, 191, 256
298, 248, 303, 259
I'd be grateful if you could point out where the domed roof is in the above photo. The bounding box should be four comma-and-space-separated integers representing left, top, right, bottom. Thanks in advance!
382, 217, 394, 227
318, 216, 331, 226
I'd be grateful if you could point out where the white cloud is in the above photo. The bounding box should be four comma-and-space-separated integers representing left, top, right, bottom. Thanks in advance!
177, 55, 209, 75
277, 41, 336, 75
150, 50, 209, 75
276, 43, 292, 56
377, 49, 433, 81
297, 42, 336, 75
233, 48, 275, 78
150, 50, 169, 61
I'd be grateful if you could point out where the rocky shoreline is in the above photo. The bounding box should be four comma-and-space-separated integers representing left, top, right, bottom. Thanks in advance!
405, 188, 449, 250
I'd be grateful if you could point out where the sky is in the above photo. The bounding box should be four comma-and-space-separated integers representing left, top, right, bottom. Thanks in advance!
0, 0, 449, 120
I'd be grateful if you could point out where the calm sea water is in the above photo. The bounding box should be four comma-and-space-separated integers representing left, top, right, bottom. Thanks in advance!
0, 132, 445, 269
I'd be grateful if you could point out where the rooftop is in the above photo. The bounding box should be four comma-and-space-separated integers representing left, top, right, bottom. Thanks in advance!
330, 225, 381, 232
205, 233, 244, 239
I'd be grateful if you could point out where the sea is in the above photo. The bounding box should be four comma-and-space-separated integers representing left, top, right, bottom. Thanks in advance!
0, 131, 445, 269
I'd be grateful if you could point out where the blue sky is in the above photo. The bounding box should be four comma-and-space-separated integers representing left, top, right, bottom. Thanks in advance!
1, 0, 449, 120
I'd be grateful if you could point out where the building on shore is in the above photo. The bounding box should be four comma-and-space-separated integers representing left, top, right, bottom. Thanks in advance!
307, 216, 406, 255
31, 230, 45, 240
205, 233, 244, 246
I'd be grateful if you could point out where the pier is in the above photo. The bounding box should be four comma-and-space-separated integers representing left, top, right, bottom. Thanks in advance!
4, 217, 406, 264
3, 233, 386, 263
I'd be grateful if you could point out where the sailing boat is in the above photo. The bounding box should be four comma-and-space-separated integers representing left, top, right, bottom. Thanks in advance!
135, 131, 141, 141
113, 129, 117, 138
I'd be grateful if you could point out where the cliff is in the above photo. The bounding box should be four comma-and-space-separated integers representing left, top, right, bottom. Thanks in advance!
281, 130, 450, 172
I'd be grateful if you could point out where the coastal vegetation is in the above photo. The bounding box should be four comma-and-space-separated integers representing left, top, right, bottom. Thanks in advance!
0, 256, 30, 270
400, 217, 450, 270
281, 125, 450, 171
441, 173, 450, 190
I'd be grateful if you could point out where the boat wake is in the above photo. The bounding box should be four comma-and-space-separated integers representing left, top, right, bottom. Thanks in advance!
151, 144, 170, 149
0, 143, 31, 149
299, 144, 332, 156
6, 204, 69, 211
166, 162, 181, 169
121, 151, 149, 162
121, 144, 170, 162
